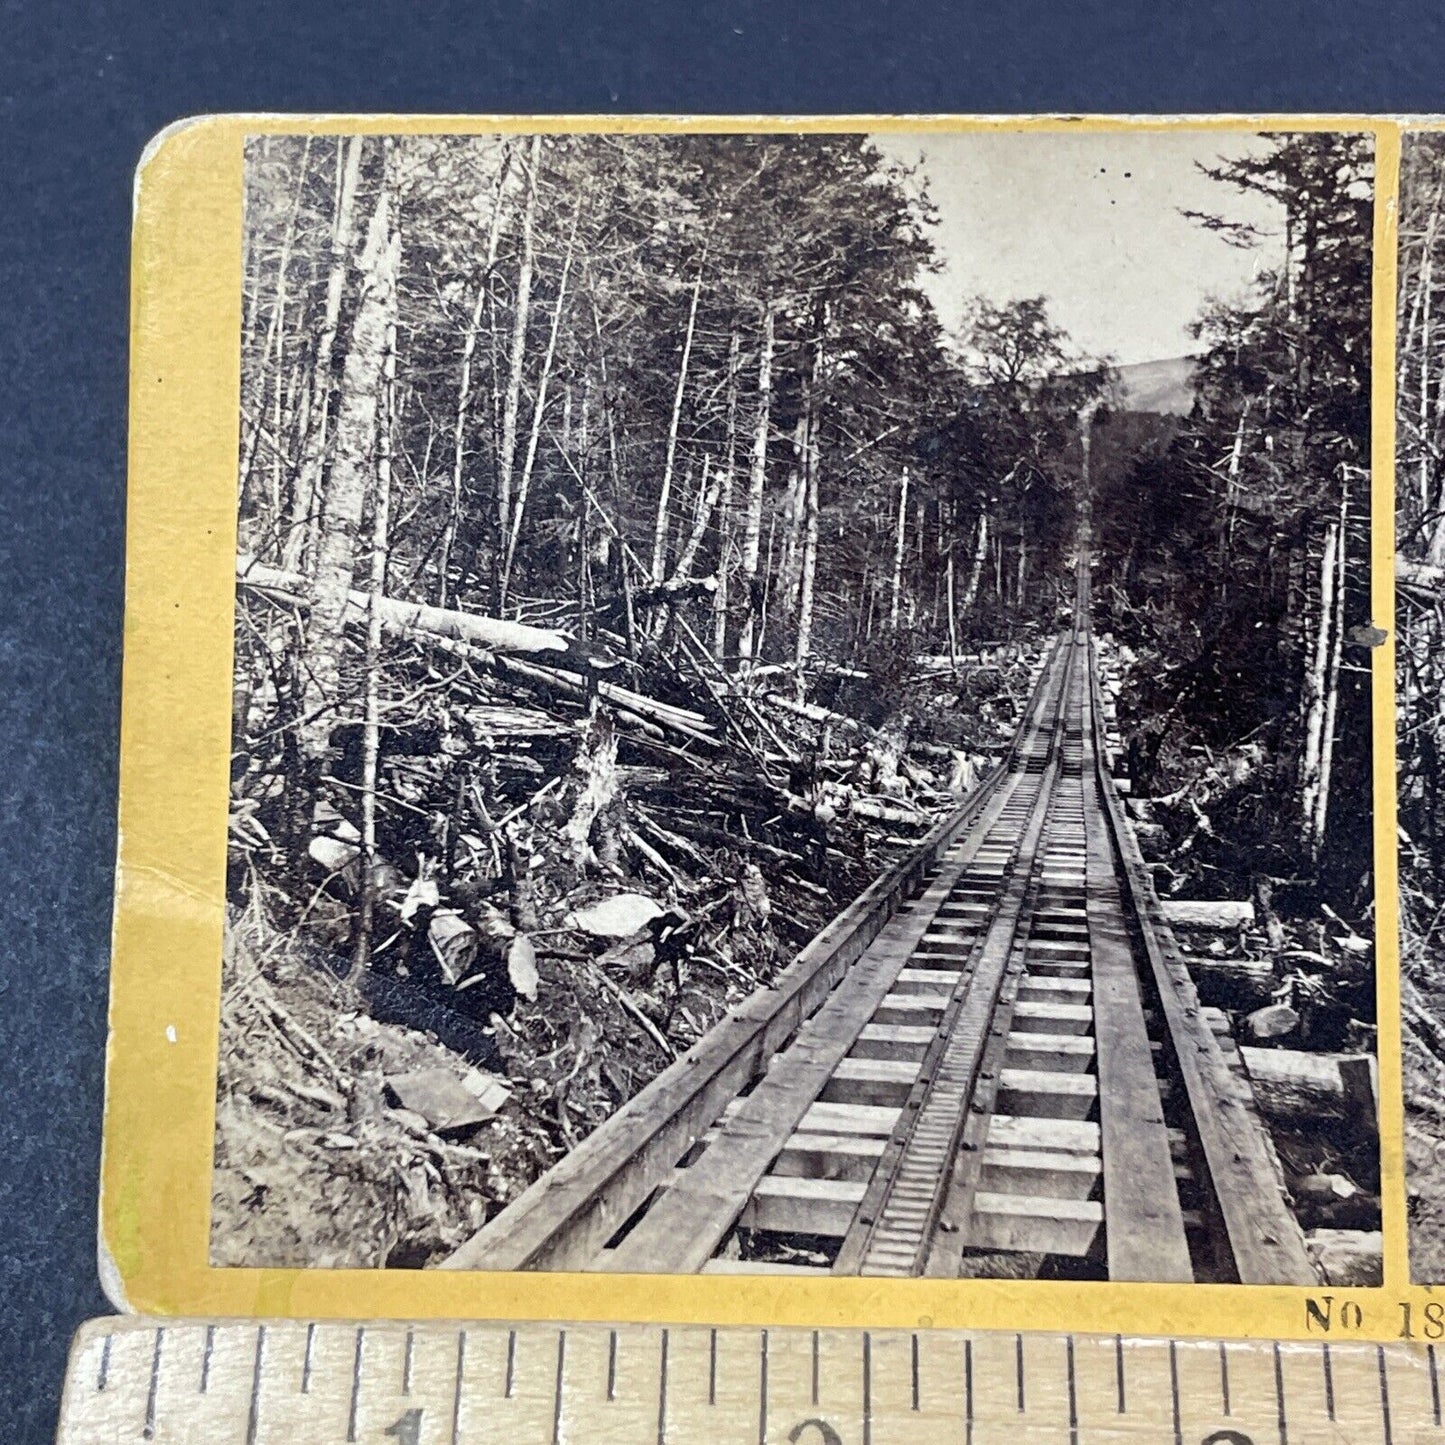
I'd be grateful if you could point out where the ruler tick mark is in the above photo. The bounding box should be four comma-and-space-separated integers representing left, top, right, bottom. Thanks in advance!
1168, 1339, 1181, 1445
607, 1330, 617, 1401
96, 1334, 112, 1392
347, 1327, 365, 1443
1323, 1341, 1335, 1421
451, 1331, 467, 1445
759, 1329, 769, 1445
658, 1328, 669, 1445
201, 1325, 216, 1394
1219, 1340, 1230, 1416
1115, 1333, 1126, 1412
1016, 1332, 1025, 1412
862, 1332, 872, 1445
964, 1338, 974, 1445
302, 1323, 315, 1394
810, 1330, 819, 1408
245, 1326, 267, 1445
1273, 1340, 1287, 1445
1066, 1336, 1078, 1445
506, 1329, 516, 1399
1430, 1343, 1441, 1426
1378, 1344, 1393, 1445
143, 1328, 164, 1440
552, 1331, 566, 1445
911, 1333, 920, 1412
709, 1328, 717, 1406
403, 1329, 414, 1395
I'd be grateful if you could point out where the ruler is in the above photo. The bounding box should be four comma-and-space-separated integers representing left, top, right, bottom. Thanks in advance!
57, 1318, 1445, 1444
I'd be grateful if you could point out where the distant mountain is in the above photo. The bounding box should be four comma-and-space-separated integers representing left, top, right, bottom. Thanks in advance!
1112, 356, 1198, 416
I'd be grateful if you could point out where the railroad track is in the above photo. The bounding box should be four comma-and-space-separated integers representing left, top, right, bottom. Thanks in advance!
444, 567, 1318, 1285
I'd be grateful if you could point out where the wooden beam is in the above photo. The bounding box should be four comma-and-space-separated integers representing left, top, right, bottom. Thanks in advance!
1084, 745, 1194, 1284
1087, 660, 1317, 1285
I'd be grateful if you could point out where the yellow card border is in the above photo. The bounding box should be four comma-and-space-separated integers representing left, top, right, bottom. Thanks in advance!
106, 112, 1421, 1342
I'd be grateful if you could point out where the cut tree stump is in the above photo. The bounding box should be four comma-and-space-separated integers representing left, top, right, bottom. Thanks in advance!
1239, 1047, 1377, 1130
1184, 954, 1279, 1009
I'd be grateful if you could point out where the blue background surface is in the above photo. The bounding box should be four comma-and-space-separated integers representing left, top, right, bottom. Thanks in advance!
3, 2, 1443, 1437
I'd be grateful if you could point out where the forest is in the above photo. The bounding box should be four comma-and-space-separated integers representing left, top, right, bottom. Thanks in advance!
215, 130, 1379, 1269
1395, 132, 1445, 1279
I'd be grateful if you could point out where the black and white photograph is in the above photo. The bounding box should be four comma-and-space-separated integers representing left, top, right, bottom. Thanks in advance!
216, 126, 1380, 1284
1395, 130, 1445, 1284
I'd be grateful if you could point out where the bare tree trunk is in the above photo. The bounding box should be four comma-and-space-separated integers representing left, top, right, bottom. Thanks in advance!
889, 465, 909, 629
778, 414, 810, 610
243, 137, 310, 550
792, 320, 826, 688
673, 454, 719, 580
1218, 403, 1249, 602
960, 512, 988, 614
287, 136, 363, 576
1311, 489, 1350, 852
300, 153, 399, 764
737, 303, 775, 667
713, 328, 741, 661
353, 261, 398, 984
502, 195, 582, 604
1300, 512, 1342, 854
496, 134, 542, 594
651, 256, 706, 582
1423, 242, 1435, 517
436, 146, 513, 606
946, 510, 959, 669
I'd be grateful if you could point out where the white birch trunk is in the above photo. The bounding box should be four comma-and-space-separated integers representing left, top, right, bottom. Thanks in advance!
712, 329, 741, 661
1311, 491, 1350, 852
287, 136, 363, 576
496, 134, 542, 587
737, 303, 774, 667
889, 465, 909, 629
1300, 516, 1341, 848
502, 195, 582, 604
353, 266, 398, 981
437, 146, 512, 606
793, 423, 821, 691
961, 512, 988, 614
651, 258, 706, 582
300, 156, 398, 764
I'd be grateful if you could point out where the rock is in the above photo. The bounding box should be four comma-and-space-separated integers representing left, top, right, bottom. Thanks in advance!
1295, 1172, 1359, 1204
460, 1069, 514, 1116
507, 934, 540, 1002
1306, 1229, 1383, 1286
386, 1067, 505, 1135
566, 892, 665, 938
1243, 1003, 1301, 1042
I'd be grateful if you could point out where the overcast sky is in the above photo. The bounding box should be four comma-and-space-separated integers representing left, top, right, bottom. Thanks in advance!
870, 129, 1286, 368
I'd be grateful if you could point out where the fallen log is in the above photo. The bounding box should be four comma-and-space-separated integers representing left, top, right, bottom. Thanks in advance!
237, 555, 608, 669
848, 795, 930, 827
1239, 1047, 1377, 1130
1159, 899, 1256, 931
1398, 554, 1445, 598
760, 691, 864, 735
424, 631, 718, 751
